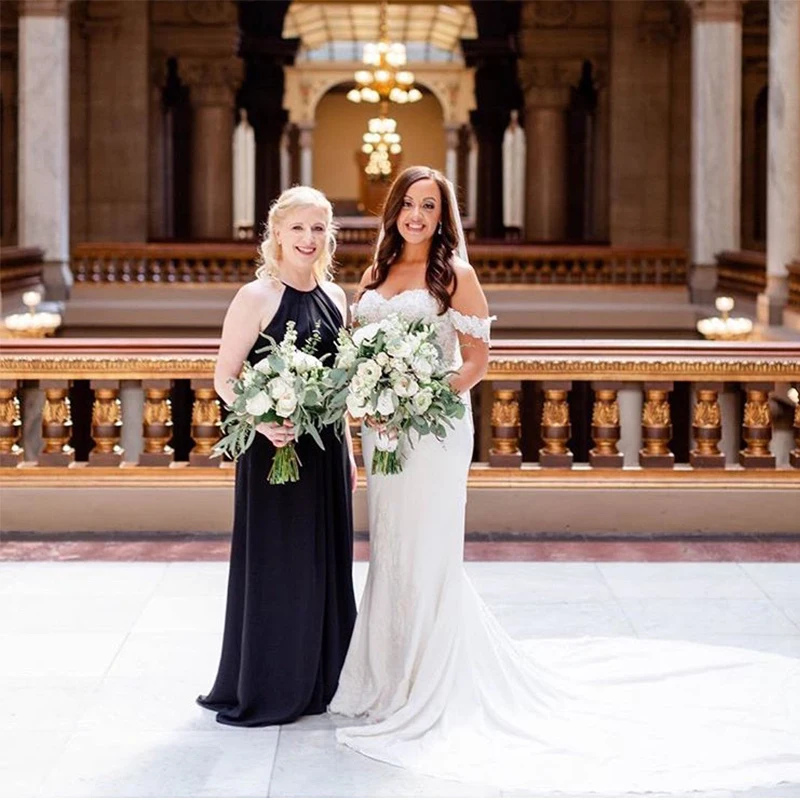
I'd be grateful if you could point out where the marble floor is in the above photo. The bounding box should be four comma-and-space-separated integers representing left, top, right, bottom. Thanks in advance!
1, 558, 799, 798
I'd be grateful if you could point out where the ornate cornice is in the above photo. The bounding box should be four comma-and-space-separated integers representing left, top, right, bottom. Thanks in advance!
178, 57, 244, 107
2, 356, 798, 383
520, 60, 582, 108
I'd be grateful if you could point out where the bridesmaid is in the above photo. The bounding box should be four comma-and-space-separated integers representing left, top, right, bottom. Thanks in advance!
197, 186, 357, 727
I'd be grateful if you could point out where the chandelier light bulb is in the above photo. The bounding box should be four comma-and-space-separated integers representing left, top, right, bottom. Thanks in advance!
347, 89, 362, 103
396, 71, 414, 86
355, 70, 373, 86
407, 88, 422, 103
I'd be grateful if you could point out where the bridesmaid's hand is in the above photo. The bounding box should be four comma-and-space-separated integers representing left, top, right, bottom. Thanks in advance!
258, 421, 295, 448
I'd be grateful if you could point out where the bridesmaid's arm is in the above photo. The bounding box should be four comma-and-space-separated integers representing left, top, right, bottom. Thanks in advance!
214, 281, 279, 406
448, 259, 491, 394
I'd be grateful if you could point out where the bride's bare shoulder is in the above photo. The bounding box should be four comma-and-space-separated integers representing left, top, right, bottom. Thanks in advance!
451, 255, 475, 277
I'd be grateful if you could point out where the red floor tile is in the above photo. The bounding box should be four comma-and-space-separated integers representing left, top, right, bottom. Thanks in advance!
1, 537, 799, 562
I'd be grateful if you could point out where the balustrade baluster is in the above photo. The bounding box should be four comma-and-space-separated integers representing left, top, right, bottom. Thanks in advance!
540, 382, 573, 468
189, 379, 221, 466
589, 382, 623, 468
639, 382, 675, 468
488, 382, 522, 468
89, 380, 124, 466
139, 380, 174, 465
0, 380, 23, 467
39, 381, 75, 466
690, 384, 725, 468
791, 399, 800, 468
739, 383, 776, 468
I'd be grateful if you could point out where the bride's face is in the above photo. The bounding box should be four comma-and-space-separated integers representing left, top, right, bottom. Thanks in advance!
276, 205, 328, 270
396, 178, 442, 247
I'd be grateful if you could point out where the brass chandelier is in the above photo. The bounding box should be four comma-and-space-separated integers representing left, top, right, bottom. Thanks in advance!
347, 1, 422, 106
362, 112, 402, 179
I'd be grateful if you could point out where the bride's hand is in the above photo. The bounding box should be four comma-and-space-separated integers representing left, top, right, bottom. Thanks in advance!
257, 421, 295, 448
364, 417, 397, 437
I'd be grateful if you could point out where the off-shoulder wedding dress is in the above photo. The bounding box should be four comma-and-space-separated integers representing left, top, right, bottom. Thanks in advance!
329, 287, 800, 795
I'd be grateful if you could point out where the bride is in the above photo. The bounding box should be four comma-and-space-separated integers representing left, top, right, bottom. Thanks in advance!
328, 166, 800, 794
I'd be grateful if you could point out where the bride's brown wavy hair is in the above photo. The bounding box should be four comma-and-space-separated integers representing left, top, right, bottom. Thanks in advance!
365, 166, 460, 314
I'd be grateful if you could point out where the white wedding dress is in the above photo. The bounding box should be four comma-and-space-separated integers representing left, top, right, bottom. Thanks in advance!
329, 288, 800, 795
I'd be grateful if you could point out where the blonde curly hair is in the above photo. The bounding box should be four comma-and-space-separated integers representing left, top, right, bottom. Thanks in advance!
255, 186, 338, 283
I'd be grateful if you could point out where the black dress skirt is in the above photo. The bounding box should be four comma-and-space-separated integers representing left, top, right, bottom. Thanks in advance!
197, 283, 357, 727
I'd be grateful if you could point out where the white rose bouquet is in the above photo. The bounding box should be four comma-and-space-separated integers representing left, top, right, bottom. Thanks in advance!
214, 321, 331, 484
325, 313, 466, 475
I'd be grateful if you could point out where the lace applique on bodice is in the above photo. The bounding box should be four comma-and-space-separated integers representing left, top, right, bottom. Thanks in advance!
353, 289, 495, 371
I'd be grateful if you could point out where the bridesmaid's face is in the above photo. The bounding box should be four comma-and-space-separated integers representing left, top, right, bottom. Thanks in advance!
276, 205, 329, 269
396, 178, 442, 246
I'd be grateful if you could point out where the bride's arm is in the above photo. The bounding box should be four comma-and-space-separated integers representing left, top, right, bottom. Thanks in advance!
448, 259, 492, 394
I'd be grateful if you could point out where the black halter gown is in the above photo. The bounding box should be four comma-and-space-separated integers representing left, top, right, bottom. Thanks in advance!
197, 283, 357, 726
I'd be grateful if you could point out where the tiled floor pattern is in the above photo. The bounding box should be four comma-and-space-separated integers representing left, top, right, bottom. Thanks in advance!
0, 559, 799, 797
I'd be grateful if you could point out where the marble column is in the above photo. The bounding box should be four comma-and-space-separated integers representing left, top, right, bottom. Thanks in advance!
467, 128, 478, 221
687, 0, 744, 303
179, 57, 243, 240
298, 124, 314, 187
445, 124, 460, 189
522, 61, 572, 242
17, 0, 71, 301
758, 0, 800, 326
617, 384, 644, 467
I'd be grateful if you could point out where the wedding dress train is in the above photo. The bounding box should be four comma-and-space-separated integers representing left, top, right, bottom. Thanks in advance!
329, 288, 800, 795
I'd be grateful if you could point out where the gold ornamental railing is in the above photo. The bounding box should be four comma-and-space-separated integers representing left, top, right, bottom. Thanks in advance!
71, 243, 688, 288
716, 250, 766, 298
1, 339, 798, 483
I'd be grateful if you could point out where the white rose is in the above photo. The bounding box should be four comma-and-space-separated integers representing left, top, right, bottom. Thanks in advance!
346, 392, 370, 418
352, 322, 381, 347
275, 390, 297, 418
350, 375, 369, 398
268, 376, 292, 400
254, 359, 273, 375
375, 352, 390, 367
392, 374, 419, 398
293, 351, 322, 373
389, 358, 408, 374
411, 356, 433, 380
411, 388, 433, 415
419, 343, 438, 361
356, 359, 382, 386
245, 391, 271, 417
376, 389, 397, 417
386, 338, 412, 360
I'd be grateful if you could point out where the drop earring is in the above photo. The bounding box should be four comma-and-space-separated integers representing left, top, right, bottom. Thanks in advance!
437, 222, 443, 235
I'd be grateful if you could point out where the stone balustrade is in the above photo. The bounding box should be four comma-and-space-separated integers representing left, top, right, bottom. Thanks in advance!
716, 250, 767, 298
1, 339, 798, 481
72, 242, 688, 288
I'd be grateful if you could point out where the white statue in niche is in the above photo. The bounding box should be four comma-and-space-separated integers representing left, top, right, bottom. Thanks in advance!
502, 109, 526, 232
232, 108, 255, 238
